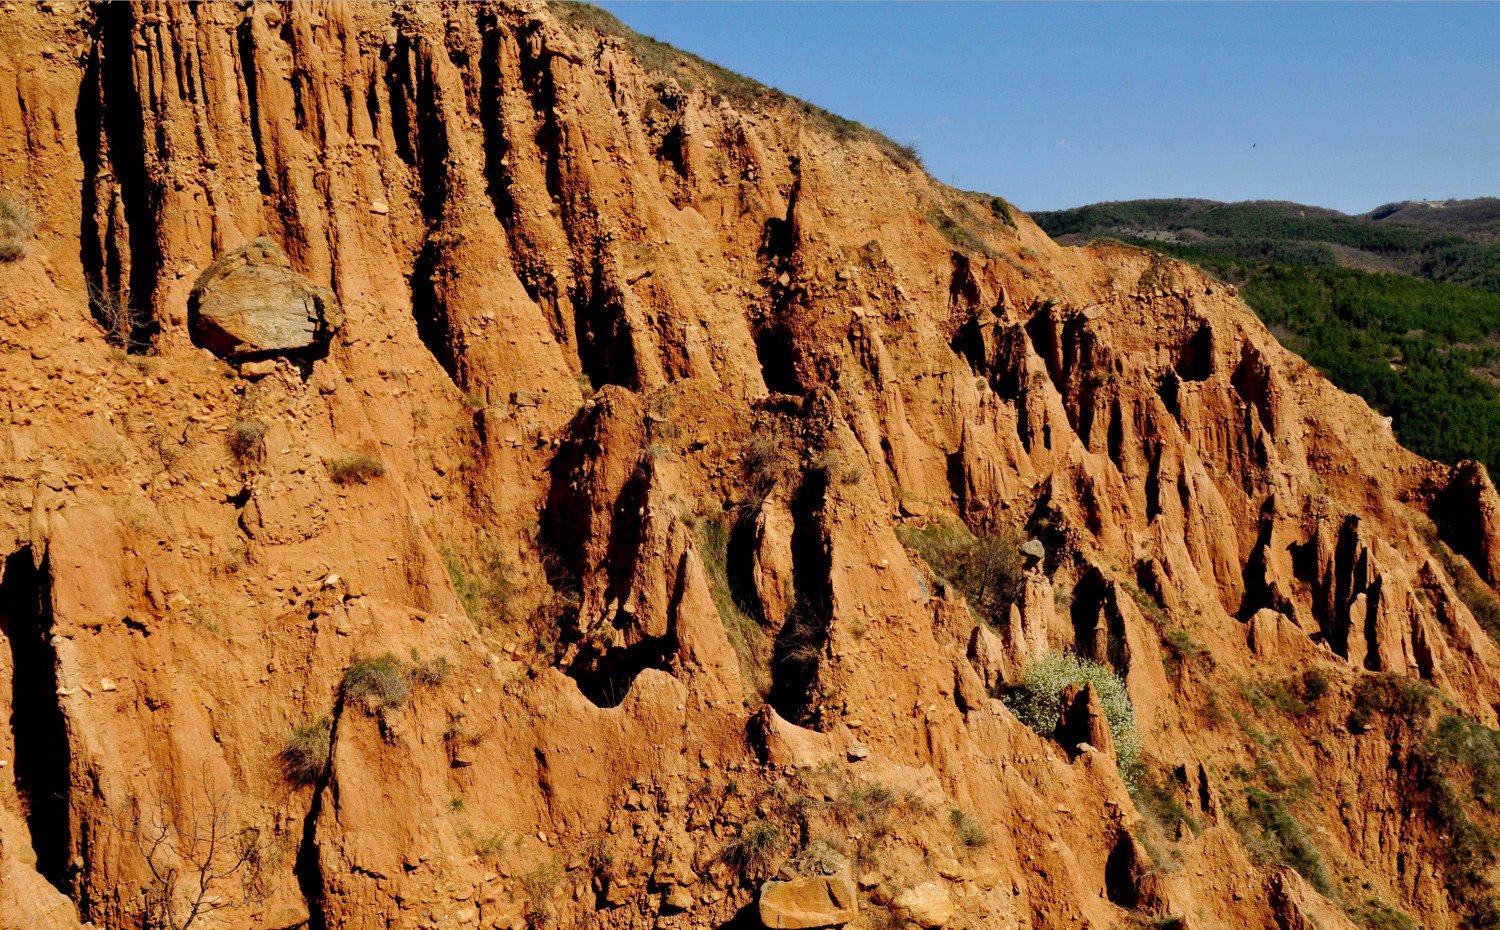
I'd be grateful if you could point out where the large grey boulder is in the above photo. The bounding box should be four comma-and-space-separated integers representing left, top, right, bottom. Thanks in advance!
189, 237, 342, 358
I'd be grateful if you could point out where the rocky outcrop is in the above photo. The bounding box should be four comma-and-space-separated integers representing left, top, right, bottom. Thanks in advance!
189, 237, 343, 359
1267, 868, 1361, 930
1436, 459, 1500, 587
890, 881, 954, 928
758, 869, 857, 928
1055, 682, 1115, 759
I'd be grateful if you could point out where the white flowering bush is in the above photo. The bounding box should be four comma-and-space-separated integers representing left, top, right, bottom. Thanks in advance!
1001, 652, 1141, 781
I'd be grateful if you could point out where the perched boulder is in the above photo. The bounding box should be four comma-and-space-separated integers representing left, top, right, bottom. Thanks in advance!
758, 868, 857, 929
189, 237, 342, 358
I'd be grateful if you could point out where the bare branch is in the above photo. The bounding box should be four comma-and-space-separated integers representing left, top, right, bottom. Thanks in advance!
105, 769, 271, 930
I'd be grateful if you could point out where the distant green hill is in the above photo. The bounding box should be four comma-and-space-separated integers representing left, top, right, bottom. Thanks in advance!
1035, 199, 1500, 292
1367, 198, 1500, 238
1033, 199, 1500, 476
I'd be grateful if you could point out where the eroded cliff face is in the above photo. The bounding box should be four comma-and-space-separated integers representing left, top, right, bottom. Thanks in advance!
3, 4, 1500, 930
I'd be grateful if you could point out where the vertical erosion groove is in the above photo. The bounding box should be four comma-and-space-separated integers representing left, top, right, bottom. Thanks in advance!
563, 467, 674, 708
294, 699, 340, 930
235, 16, 273, 198
388, 35, 464, 387
76, 4, 159, 353
476, 12, 548, 306
0, 548, 72, 895
572, 258, 640, 393
768, 470, 833, 724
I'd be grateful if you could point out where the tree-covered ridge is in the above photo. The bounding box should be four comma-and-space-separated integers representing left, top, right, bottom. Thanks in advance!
1032, 201, 1500, 476
1241, 265, 1500, 474
1036, 199, 1500, 294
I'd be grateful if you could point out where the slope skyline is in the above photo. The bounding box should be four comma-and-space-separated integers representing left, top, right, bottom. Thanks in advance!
599, 1, 1500, 214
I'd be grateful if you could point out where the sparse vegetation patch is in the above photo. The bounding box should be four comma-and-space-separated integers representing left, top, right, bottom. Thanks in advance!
228, 419, 266, 462
341, 651, 455, 713
0, 194, 34, 262
695, 515, 772, 702
720, 818, 785, 876
441, 543, 516, 630
950, 806, 990, 849
926, 208, 988, 254
1236, 786, 1334, 896
899, 518, 1022, 631
327, 453, 385, 485
342, 654, 410, 710
280, 717, 332, 787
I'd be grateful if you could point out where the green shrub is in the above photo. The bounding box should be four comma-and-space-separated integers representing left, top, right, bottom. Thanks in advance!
342, 654, 410, 710
1346, 898, 1421, 930
228, 419, 266, 462
0, 195, 34, 262
1300, 668, 1331, 706
1162, 626, 1212, 674
1242, 676, 1317, 718
720, 818, 785, 875
472, 832, 508, 859
811, 449, 864, 485
519, 860, 564, 919
327, 453, 385, 485
1349, 673, 1434, 733
742, 435, 794, 497
280, 717, 332, 787
443, 716, 484, 754
1000, 652, 1141, 779
773, 598, 828, 680
950, 807, 990, 849
1130, 764, 1201, 838
831, 781, 896, 836
990, 197, 1017, 228
695, 517, 772, 702
441, 543, 515, 629
899, 519, 1022, 630
1237, 786, 1333, 896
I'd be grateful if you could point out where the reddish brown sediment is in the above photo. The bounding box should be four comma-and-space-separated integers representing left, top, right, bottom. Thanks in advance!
0, 4, 1496, 929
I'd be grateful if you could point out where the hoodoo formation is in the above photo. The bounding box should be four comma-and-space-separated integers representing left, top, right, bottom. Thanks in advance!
1, 4, 1499, 930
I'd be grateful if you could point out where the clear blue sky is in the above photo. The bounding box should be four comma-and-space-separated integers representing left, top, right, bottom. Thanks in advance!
596, 2, 1500, 214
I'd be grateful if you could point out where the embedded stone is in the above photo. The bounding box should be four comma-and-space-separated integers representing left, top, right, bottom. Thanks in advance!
758, 868, 857, 928
189, 237, 343, 358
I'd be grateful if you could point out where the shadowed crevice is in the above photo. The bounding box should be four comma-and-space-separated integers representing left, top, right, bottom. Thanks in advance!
1, 548, 71, 895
